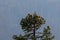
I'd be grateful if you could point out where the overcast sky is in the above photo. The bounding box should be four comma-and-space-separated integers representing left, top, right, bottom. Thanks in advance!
0, 0, 60, 40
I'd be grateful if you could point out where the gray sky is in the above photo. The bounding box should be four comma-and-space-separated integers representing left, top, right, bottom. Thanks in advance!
0, 0, 60, 40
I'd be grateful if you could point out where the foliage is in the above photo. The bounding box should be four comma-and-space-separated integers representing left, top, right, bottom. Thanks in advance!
13, 34, 27, 40
40, 26, 54, 40
20, 12, 45, 32
12, 12, 54, 40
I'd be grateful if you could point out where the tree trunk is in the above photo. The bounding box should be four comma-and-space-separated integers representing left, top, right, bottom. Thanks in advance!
33, 24, 36, 40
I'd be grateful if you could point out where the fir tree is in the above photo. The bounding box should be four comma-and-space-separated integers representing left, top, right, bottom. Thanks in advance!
12, 12, 54, 40
40, 26, 54, 40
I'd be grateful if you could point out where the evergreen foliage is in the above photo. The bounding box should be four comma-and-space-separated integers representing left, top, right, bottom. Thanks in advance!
12, 12, 54, 40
